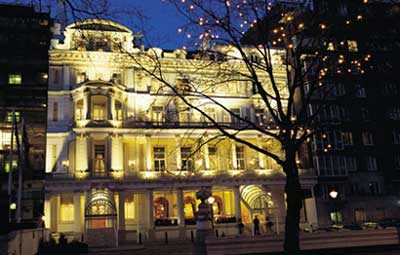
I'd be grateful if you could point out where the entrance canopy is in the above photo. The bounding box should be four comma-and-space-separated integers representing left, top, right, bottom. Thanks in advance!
240, 185, 272, 210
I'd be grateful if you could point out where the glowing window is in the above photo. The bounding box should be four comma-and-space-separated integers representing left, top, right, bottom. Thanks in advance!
6, 112, 20, 123
76, 100, 84, 120
60, 196, 74, 222
154, 147, 166, 171
124, 196, 135, 220
8, 74, 22, 85
236, 146, 245, 170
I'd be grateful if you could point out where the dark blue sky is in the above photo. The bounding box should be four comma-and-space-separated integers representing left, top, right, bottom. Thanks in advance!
108, 0, 187, 49
3, 0, 187, 49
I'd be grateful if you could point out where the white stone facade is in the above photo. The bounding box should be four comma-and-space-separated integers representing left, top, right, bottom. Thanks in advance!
44, 19, 318, 246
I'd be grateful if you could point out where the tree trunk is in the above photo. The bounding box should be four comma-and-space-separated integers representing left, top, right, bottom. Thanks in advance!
283, 146, 303, 255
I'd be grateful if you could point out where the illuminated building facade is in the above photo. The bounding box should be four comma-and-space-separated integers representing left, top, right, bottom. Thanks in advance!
44, 19, 318, 246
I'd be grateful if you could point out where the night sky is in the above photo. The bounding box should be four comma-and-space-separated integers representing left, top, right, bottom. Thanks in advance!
114, 0, 186, 50
2, 0, 187, 50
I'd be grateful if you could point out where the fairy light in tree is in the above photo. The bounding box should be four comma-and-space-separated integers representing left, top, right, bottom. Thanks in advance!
298, 23, 304, 29
320, 24, 326, 29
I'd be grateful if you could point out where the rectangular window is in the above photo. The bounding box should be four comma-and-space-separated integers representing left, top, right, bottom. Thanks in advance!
345, 156, 357, 172
60, 196, 74, 222
366, 156, 378, 171
124, 196, 135, 220
203, 107, 217, 123
255, 108, 267, 126
6, 112, 20, 123
369, 182, 379, 195
355, 209, 366, 222
342, 132, 353, 145
360, 107, 370, 121
387, 107, 400, 120
8, 74, 22, 85
394, 155, 400, 170
52, 102, 58, 121
94, 144, 106, 174
93, 104, 106, 121
153, 147, 166, 171
355, 84, 366, 98
230, 108, 241, 124
208, 146, 218, 170
151, 106, 164, 123
236, 146, 245, 170
392, 129, 400, 144
181, 147, 194, 171
362, 132, 374, 145
76, 100, 84, 120
382, 83, 398, 96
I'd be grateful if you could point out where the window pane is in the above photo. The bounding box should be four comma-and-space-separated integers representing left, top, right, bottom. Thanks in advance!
8, 74, 22, 84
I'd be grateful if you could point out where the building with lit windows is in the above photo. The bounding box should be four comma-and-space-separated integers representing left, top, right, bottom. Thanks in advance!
44, 19, 318, 247
0, 4, 50, 229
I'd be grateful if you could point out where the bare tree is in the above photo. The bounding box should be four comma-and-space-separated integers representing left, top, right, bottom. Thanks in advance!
121, 1, 373, 254
11, 0, 373, 253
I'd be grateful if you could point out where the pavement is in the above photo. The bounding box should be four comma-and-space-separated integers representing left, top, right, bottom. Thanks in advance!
88, 242, 400, 255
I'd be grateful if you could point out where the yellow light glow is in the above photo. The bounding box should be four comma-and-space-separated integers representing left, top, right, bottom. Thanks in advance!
75, 170, 89, 179
255, 169, 273, 176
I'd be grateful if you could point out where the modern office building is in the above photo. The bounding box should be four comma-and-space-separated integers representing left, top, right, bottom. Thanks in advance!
0, 4, 50, 226
309, 0, 400, 225
43, 19, 318, 246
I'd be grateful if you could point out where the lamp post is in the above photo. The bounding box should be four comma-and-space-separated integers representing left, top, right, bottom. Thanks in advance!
41, 215, 46, 242
329, 190, 339, 225
193, 188, 213, 255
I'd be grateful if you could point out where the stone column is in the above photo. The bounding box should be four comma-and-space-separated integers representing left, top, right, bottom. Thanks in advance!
73, 193, 81, 233
107, 94, 112, 120
177, 189, 186, 239
146, 136, 152, 171
118, 191, 126, 231
203, 142, 210, 170
176, 136, 181, 170
269, 186, 286, 234
75, 135, 88, 172
304, 188, 319, 227
110, 95, 116, 120
231, 142, 237, 169
233, 186, 242, 222
111, 135, 123, 171
63, 65, 70, 89
85, 92, 91, 120
257, 136, 265, 169
146, 190, 154, 240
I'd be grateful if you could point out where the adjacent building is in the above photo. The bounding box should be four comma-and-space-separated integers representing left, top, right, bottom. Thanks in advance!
43, 19, 318, 246
286, 0, 400, 225
0, 4, 50, 227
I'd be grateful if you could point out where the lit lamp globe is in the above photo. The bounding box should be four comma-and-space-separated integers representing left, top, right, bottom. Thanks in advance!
207, 196, 215, 204
329, 190, 338, 199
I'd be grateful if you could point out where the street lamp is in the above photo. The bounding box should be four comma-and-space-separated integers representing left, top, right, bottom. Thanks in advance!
41, 215, 46, 242
329, 190, 338, 199
329, 190, 339, 225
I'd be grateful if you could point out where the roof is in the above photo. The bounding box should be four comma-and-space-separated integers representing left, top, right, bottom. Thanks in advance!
66, 19, 131, 33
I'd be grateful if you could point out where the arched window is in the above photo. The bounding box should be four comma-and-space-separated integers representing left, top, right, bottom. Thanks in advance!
184, 196, 196, 218
154, 197, 169, 219
211, 195, 223, 216
91, 95, 107, 121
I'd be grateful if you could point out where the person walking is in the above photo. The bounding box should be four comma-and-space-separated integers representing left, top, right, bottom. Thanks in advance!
253, 215, 260, 235
265, 217, 274, 234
